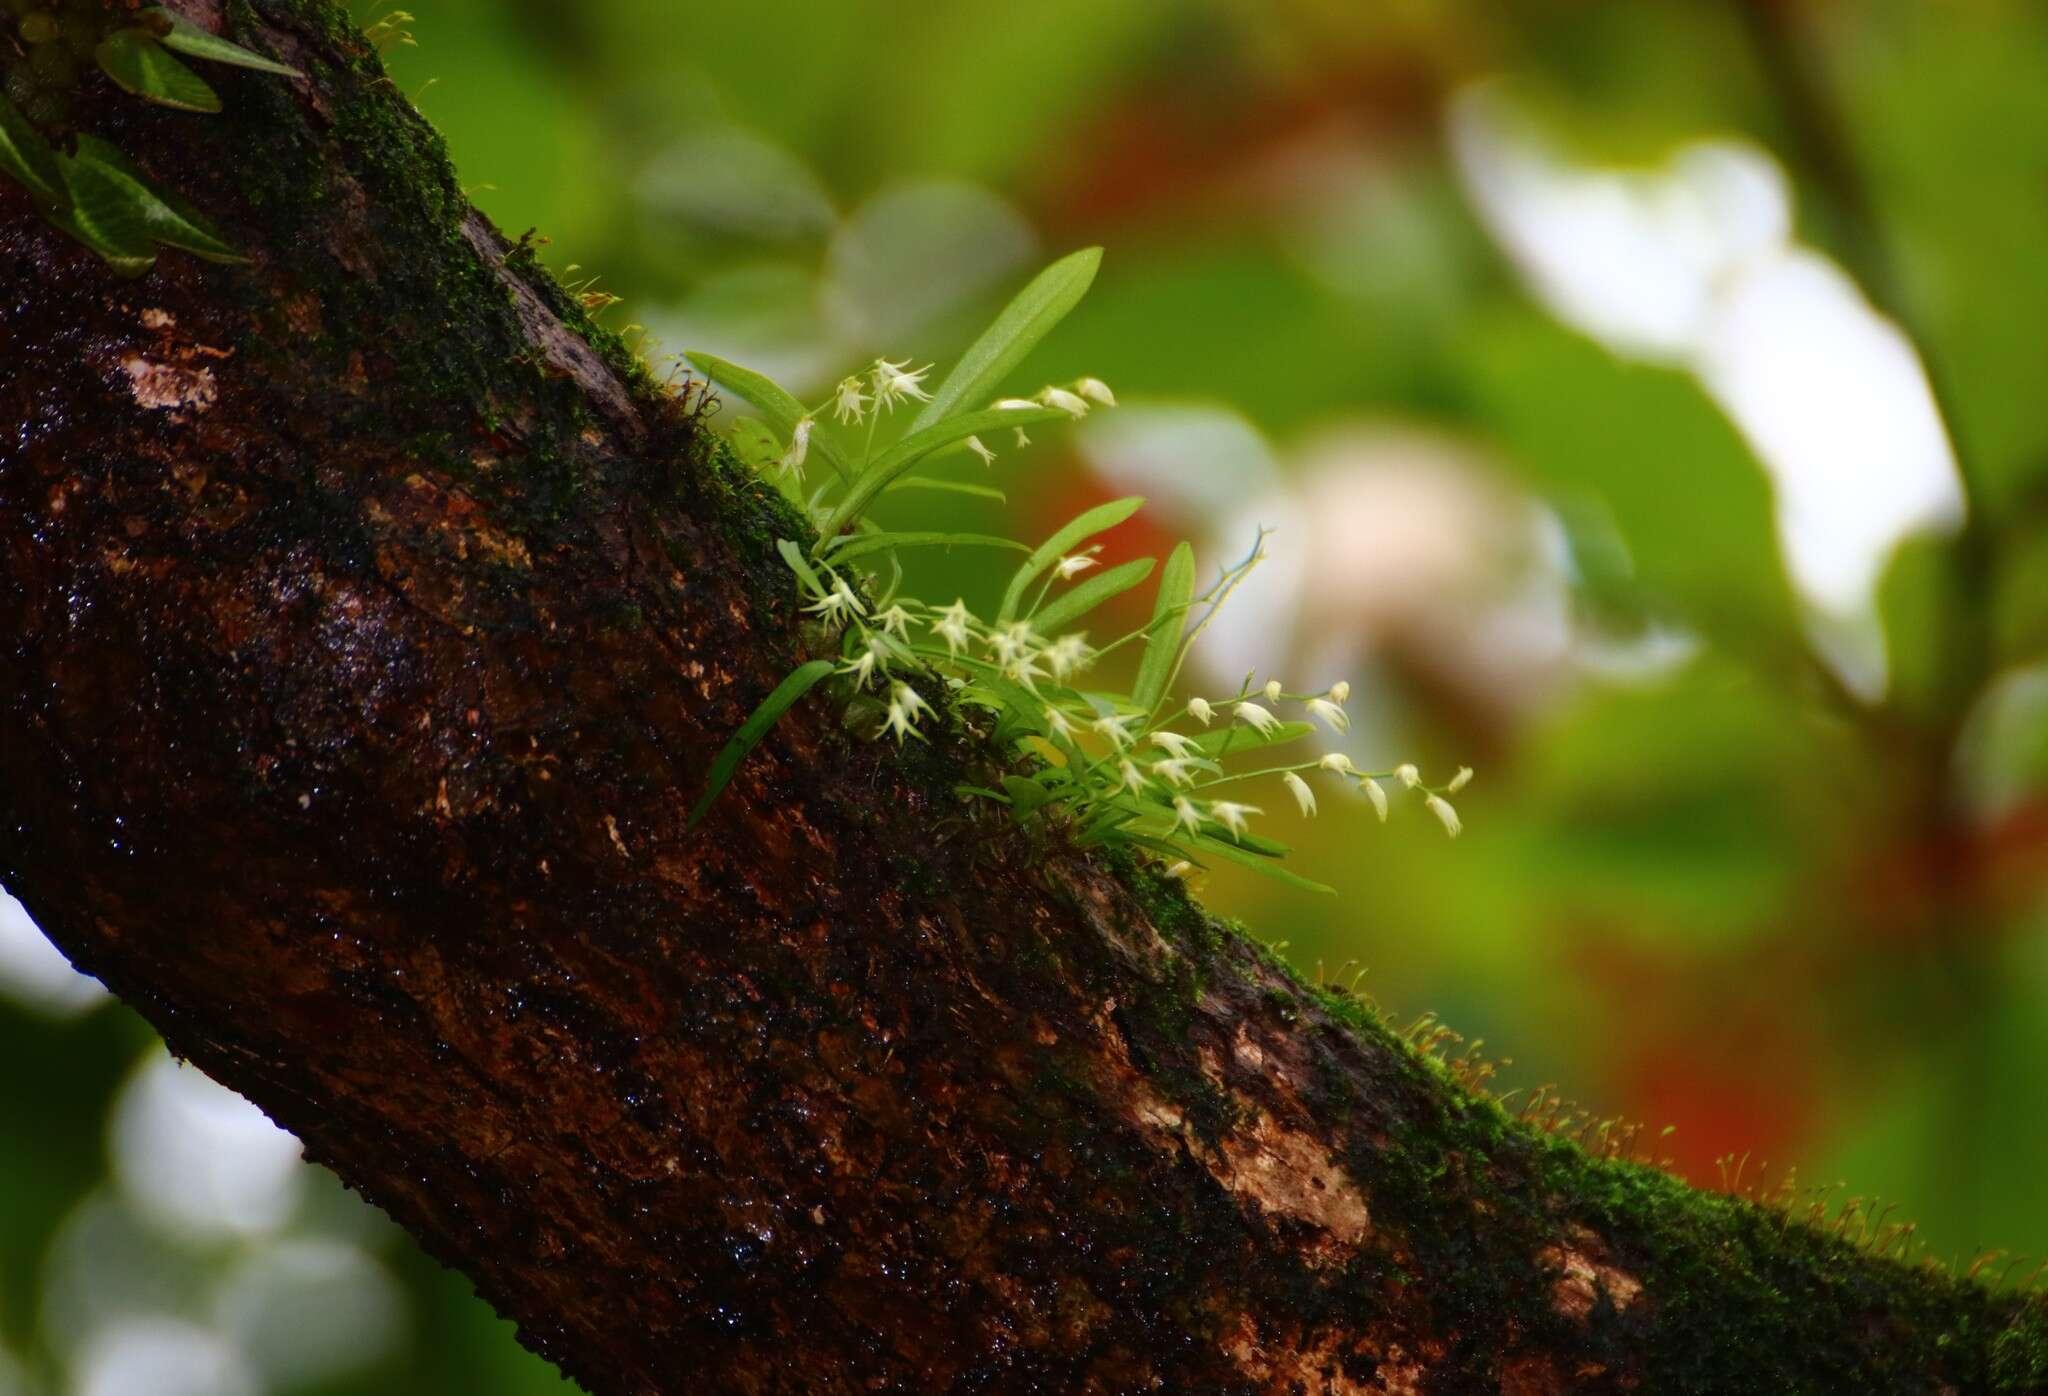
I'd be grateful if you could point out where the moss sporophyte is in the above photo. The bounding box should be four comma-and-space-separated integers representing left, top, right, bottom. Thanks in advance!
685, 248, 1470, 893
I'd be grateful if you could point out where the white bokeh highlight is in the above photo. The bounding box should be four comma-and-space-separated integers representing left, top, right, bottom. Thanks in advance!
110, 1052, 305, 1244
0, 890, 106, 1021
1449, 83, 1964, 692
73, 1319, 260, 1396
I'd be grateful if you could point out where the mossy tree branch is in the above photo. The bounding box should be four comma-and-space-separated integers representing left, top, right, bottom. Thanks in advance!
2, 3, 2043, 1392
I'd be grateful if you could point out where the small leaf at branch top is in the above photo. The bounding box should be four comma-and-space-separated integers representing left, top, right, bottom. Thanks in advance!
96, 30, 223, 113
1132, 542, 1195, 713
908, 247, 1102, 433
998, 496, 1144, 623
689, 660, 837, 828
141, 8, 303, 76
1030, 557, 1156, 633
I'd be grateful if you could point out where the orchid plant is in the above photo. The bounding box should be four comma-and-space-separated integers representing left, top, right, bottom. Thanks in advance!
687, 248, 1467, 894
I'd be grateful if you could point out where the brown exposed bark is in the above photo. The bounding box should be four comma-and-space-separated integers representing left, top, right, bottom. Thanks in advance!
2, 4, 2043, 1393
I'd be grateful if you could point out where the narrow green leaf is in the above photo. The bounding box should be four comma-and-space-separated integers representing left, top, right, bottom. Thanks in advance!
0, 93, 63, 201
69, 136, 244, 263
725, 416, 783, 471
686, 352, 852, 482
688, 660, 836, 828
96, 30, 222, 112
1132, 542, 1195, 713
1000, 775, 1053, 816
1030, 557, 1156, 634
819, 406, 1063, 539
823, 531, 1029, 564
882, 478, 1007, 503
1187, 719, 1314, 758
775, 538, 825, 598
143, 8, 303, 76
997, 496, 1145, 623
48, 147, 159, 276
1186, 834, 1335, 894
908, 247, 1102, 432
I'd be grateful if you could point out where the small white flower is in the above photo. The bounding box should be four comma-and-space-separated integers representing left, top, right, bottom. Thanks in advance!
871, 358, 932, 410
1319, 753, 1357, 775
1426, 793, 1462, 838
1211, 801, 1260, 837
874, 604, 912, 638
1283, 771, 1316, 818
1164, 859, 1193, 879
1118, 760, 1148, 795
832, 376, 869, 424
1149, 730, 1199, 759
1362, 776, 1389, 823
1055, 553, 1098, 581
839, 640, 883, 687
1186, 697, 1215, 726
883, 683, 933, 743
966, 435, 997, 466
1306, 698, 1349, 733
805, 579, 867, 624
1446, 766, 1473, 794
1045, 707, 1079, 741
1329, 680, 1351, 704
932, 599, 975, 656
992, 397, 1039, 412
1045, 633, 1093, 681
1235, 701, 1279, 736
1038, 385, 1090, 417
987, 621, 1035, 667
1092, 713, 1138, 749
1004, 649, 1048, 691
778, 415, 813, 477
1075, 376, 1116, 407
1263, 679, 1283, 703
1172, 797, 1202, 836
1152, 757, 1197, 788
1395, 762, 1421, 789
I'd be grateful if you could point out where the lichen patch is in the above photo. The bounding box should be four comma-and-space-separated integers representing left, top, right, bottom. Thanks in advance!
1539, 1232, 1643, 1320
121, 355, 218, 413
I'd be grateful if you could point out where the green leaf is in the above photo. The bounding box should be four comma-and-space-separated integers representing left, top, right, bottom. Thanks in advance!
775, 538, 825, 599
47, 147, 159, 276
688, 659, 837, 828
822, 531, 1029, 564
819, 406, 1064, 539
1030, 557, 1156, 634
0, 93, 63, 201
96, 29, 222, 113
997, 496, 1145, 623
1185, 833, 1335, 895
726, 417, 783, 471
882, 478, 1007, 504
143, 8, 303, 76
1187, 719, 1314, 758
1000, 775, 1053, 816
908, 246, 1102, 432
68, 136, 244, 263
1132, 541, 1195, 713
686, 352, 852, 483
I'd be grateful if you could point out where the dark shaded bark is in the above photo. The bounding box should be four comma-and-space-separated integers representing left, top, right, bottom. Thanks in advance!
3, 4, 2044, 1392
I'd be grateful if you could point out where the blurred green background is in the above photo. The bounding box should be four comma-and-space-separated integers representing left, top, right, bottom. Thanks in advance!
7, 1, 2048, 1390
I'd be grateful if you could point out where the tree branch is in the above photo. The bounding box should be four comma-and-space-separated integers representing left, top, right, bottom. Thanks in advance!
2, 3, 2042, 1391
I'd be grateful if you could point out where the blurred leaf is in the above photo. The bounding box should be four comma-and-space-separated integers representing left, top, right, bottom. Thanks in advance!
823, 531, 1027, 563
96, 30, 222, 113
882, 478, 1006, 503
1463, 308, 1799, 666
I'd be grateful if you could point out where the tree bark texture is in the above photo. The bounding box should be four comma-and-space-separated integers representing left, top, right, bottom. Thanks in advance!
2, 4, 2045, 1393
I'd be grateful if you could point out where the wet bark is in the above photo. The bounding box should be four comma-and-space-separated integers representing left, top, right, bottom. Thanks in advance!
2, 4, 2042, 1393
